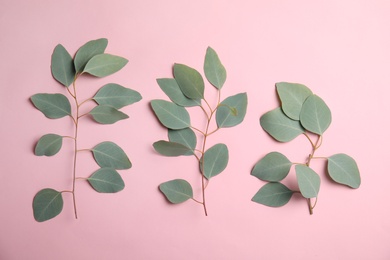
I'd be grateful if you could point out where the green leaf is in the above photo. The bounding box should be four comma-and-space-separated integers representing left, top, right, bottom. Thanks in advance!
201, 143, 229, 179
216, 93, 248, 128
74, 38, 108, 73
159, 179, 193, 204
260, 107, 305, 142
87, 168, 125, 193
327, 154, 361, 188
168, 128, 197, 156
35, 134, 63, 156
51, 44, 75, 87
300, 94, 332, 135
92, 141, 131, 169
33, 188, 63, 222
251, 152, 292, 182
295, 165, 320, 199
276, 82, 313, 120
93, 83, 142, 109
173, 63, 205, 99
204, 47, 226, 89
252, 182, 294, 207
151, 100, 191, 129
89, 105, 129, 124
153, 141, 193, 157
157, 78, 201, 107
83, 54, 128, 77
31, 93, 71, 119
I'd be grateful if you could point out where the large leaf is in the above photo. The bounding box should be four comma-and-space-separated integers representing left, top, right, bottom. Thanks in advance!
93, 83, 142, 109
89, 105, 129, 124
295, 165, 320, 199
300, 94, 332, 135
92, 141, 131, 169
173, 63, 205, 99
153, 141, 193, 157
31, 93, 71, 119
168, 128, 197, 156
252, 182, 294, 207
260, 107, 305, 142
201, 143, 229, 179
251, 152, 292, 182
151, 99, 191, 129
204, 47, 226, 89
74, 38, 108, 73
87, 168, 125, 193
33, 188, 63, 222
327, 154, 361, 188
159, 179, 193, 204
35, 134, 63, 156
51, 44, 75, 87
276, 82, 312, 120
83, 54, 128, 77
157, 78, 201, 107
216, 93, 248, 128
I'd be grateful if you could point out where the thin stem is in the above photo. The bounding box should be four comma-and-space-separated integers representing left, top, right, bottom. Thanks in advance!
191, 198, 203, 204
71, 80, 79, 219
311, 156, 328, 160
66, 86, 75, 99
312, 197, 318, 209
200, 105, 209, 118
63, 136, 76, 140
77, 148, 92, 153
308, 199, 313, 215
61, 190, 73, 193
206, 128, 219, 137
203, 99, 213, 115
191, 126, 206, 136
75, 177, 87, 181
78, 98, 93, 107
78, 112, 89, 119
303, 132, 315, 148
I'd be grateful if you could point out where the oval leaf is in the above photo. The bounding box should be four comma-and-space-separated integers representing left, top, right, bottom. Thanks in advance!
35, 134, 63, 156
93, 83, 142, 109
328, 154, 361, 188
33, 188, 63, 222
201, 143, 229, 179
153, 140, 193, 157
260, 107, 305, 142
157, 78, 201, 107
295, 165, 320, 199
151, 99, 191, 129
168, 128, 197, 156
173, 63, 205, 99
87, 168, 125, 193
251, 182, 293, 207
89, 105, 129, 124
300, 94, 332, 135
251, 152, 292, 182
92, 141, 131, 169
83, 54, 128, 77
31, 93, 71, 119
74, 38, 108, 73
159, 179, 193, 204
216, 93, 248, 128
51, 44, 75, 87
204, 47, 226, 89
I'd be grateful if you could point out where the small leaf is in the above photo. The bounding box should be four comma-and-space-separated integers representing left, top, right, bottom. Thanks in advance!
252, 182, 294, 207
251, 152, 292, 182
276, 82, 313, 120
216, 93, 248, 128
92, 141, 131, 169
159, 179, 193, 204
151, 99, 191, 129
31, 93, 71, 119
83, 54, 128, 77
168, 128, 197, 156
327, 154, 361, 188
153, 141, 193, 157
201, 143, 229, 179
74, 38, 108, 73
93, 83, 142, 109
51, 44, 75, 87
33, 188, 63, 222
204, 47, 226, 89
300, 94, 332, 135
157, 78, 201, 107
260, 107, 305, 142
295, 165, 320, 199
35, 134, 63, 156
173, 63, 205, 99
87, 168, 125, 193
89, 105, 129, 124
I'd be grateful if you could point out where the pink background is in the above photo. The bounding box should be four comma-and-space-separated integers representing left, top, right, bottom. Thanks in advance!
1, 0, 389, 259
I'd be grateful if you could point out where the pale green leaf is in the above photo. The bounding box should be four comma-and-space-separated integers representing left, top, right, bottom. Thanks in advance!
89, 105, 129, 124
31, 93, 71, 119
74, 38, 108, 73
168, 128, 197, 156
201, 143, 229, 179
300, 94, 332, 135
153, 141, 193, 157
159, 179, 193, 204
173, 63, 204, 99
151, 99, 191, 129
35, 134, 63, 156
252, 182, 294, 207
276, 82, 312, 120
33, 188, 63, 222
83, 54, 128, 77
92, 141, 131, 169
216, 93, 248, 128
157, 78, 201, 107
251, 152, 292, 182
93, 83, 142, 109
328, 154, 361, 188
204, 47, 226, 89
87, 168, 125, 193
51, 44, 75, 87
295, 165, 320, 199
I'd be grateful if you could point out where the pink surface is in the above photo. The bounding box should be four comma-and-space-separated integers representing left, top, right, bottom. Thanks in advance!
1, 0, 390, 259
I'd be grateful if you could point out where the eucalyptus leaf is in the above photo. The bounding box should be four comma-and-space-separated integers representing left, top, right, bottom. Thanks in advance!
201, 143, 229, 179
153, 141, 193, 157
51, 44, 75, 87
83, 54, 128, 77
93, 83, 142, 109
168, 128, 197, 155
92, 141, 131, 169
35, 134, 63, 156
328, 154, 361, 188
33, 188, 63, 222
87, 168, 125, 193
276, 82, 312, 120
89, 105, 129, 124
151, 99, 191, 129
300, 94, 332, 135
173, 63, 205, 99
31, 93, 71, 119
204, 47, 226, 89
157, 78, 201, 107
295, 165, 320, 199
159, 179, 193, 204
216, 93, 248, 128
252, 182, 294, 207
251, 152, 292, 182
74, 38, 108, 73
